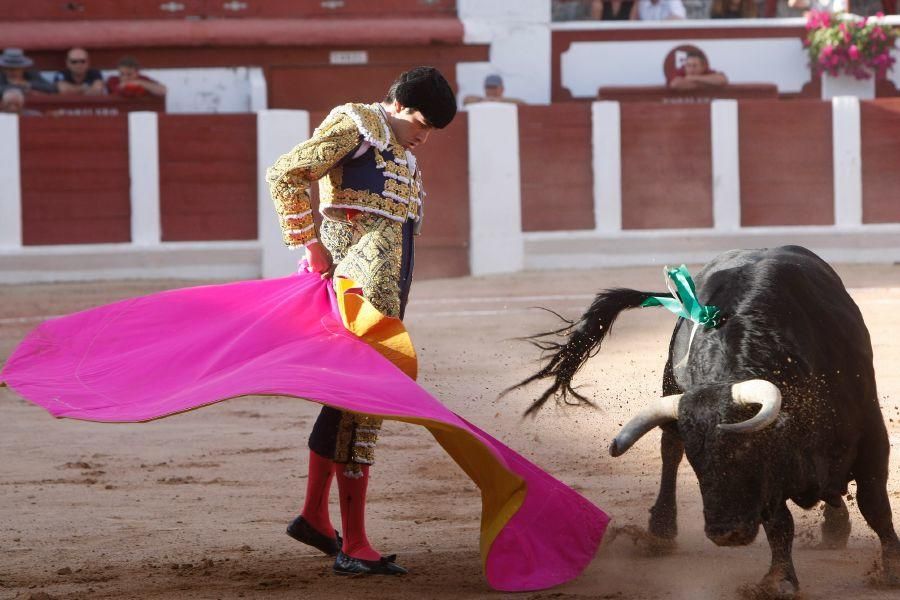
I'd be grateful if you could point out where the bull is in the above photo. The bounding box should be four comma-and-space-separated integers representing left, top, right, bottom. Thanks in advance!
513, 245, 899, 597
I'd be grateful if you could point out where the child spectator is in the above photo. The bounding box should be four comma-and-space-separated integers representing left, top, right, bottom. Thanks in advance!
668, 49, 729, 90
0, 48, 56, 94
107, 56, 167, 98
55, 48, 104, 95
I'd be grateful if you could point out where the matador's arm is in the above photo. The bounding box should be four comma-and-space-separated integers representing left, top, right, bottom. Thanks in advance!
266, 113, 361, 248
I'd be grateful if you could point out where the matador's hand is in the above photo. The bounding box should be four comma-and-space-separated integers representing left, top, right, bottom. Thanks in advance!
305, 241, 335, 279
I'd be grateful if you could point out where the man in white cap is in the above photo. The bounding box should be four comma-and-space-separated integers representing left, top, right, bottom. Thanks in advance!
0, 48, 56, 94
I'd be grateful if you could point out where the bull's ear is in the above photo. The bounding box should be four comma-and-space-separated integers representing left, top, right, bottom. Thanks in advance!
718, 380, 782, 433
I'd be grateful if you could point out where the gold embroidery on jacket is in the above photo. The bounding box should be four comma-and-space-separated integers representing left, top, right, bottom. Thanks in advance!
266, 112, 361, 247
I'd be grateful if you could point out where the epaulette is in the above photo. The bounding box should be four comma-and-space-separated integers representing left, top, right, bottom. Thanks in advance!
319, 103, 393, 151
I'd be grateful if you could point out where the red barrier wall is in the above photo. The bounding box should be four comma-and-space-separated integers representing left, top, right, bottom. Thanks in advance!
738, 100, 833, 227
861, 99, 900, 224
620, 103, 713, 230
519, 104, 594, 231
1, 0, 457, 20
20, 116, 131, 245
158, 114, 257, 242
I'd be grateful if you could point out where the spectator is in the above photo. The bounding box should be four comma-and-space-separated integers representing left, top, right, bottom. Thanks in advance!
106, 56, 167, 98
463, 74, 524, 106
668, 50, 729, 90
55, 48, 104, 95
595, 0, 638, 19
774, 0, 842, 17
710, 0, 759, 17
552, 0, 594, 19
1, 87, 25, 113
0, 48, 56, 94
637, 0, 687, 19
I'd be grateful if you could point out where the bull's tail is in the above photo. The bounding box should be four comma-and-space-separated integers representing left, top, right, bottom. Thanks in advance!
507, 288, 671, 416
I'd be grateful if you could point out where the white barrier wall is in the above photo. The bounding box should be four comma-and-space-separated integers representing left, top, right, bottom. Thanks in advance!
467, 102, 524, 275
257, 110, 311, 279
0, 114, 22, 249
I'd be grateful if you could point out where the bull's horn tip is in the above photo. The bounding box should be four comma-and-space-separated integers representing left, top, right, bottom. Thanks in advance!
608, 440, 621, 457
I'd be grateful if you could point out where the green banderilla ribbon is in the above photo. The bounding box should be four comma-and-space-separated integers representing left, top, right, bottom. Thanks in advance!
641, 264, 722, 329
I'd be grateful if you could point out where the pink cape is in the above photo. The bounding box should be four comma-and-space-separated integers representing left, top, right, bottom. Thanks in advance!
0, 272, 609, 591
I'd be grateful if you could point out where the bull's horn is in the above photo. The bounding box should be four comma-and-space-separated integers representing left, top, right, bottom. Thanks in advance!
609, 394, 680, 457
718, 379, 782, 433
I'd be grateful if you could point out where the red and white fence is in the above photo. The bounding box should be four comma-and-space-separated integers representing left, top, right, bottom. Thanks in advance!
1, 99, 899, 284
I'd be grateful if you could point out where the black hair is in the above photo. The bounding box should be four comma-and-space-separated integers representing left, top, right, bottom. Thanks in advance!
117, 56, 140, 69
685, 50, 709, 65
384, 66, 457, 129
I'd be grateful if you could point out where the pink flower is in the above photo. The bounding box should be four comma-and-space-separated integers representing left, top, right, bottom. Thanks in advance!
849, 45, 860, 60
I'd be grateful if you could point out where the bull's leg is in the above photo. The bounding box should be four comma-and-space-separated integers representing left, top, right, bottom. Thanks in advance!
648, 423, 683, 541
818, 499, 851, 549
754, 501, 799, 598
854, 426, 900, 586
855, 474, 900, 585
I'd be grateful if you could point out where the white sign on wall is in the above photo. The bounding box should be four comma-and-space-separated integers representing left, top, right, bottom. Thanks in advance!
329, 51, 369, 65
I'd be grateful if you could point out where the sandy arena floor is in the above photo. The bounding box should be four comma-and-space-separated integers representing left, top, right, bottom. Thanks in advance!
1, 263, 900, 600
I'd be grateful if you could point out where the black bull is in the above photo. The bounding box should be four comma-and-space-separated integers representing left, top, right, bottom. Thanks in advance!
513, 245, 899, 596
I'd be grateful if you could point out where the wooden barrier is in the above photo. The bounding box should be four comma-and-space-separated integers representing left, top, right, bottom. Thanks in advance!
861, 99, 900, 224
598, 84, 779, 103
620, 102, 713, 229
20, 116, 131, 245
738, 100, 834, 227
26, 94, 165, 116
518, 103, 594, 231
158, 114, 257, 241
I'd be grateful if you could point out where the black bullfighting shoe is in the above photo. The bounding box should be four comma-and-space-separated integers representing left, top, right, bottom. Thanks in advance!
332, 551, 408, 575
286, 516, 342, 556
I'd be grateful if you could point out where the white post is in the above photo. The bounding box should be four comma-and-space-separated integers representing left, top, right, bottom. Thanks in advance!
128, 111, 161, 245
0, 114, 22, 248
710, 100, 741, 231
467, 102, 523, 275
257, 109, 310, 279
248, 67, 268, 113
831, 96, 863, 227
592, 101, 621, 233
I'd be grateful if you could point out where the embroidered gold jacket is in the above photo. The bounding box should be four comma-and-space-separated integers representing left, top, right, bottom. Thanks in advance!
266, 102, 424, 248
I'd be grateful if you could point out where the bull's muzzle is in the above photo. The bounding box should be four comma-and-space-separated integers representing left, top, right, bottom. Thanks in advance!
608, 379, 782, 457
705, 522, 760, 547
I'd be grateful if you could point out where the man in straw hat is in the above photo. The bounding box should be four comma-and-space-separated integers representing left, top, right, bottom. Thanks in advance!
0, 48, 56, 94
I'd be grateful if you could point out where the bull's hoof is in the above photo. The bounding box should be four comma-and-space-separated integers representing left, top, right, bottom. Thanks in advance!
607, 524, 677, 556
866, 558, 900, 588
737, 578, 799, 600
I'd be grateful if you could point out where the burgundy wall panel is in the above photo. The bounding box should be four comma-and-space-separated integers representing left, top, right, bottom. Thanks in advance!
20, 116, 131, 245
412, 112, 470, 279
519, 103, 594, 231
620, 103, 713, 230
0, 0, 456, 20
158, 114, 257, 241
861, 99, 900, 224
738, 100, 833, 227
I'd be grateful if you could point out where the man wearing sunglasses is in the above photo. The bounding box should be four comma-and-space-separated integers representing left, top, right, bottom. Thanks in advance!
55, 48, 104, 96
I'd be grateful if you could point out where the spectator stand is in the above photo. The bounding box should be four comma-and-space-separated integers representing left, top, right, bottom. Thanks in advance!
599, 43, 779, 102
552, 16, 900, 102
